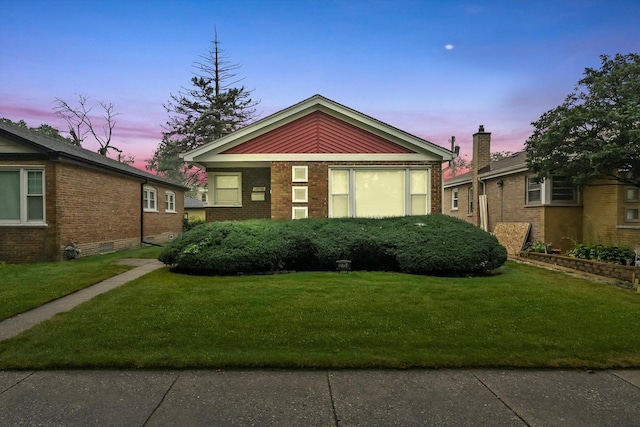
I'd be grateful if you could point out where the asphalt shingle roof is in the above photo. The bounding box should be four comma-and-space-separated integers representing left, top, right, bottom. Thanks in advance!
0, 121, 185, 190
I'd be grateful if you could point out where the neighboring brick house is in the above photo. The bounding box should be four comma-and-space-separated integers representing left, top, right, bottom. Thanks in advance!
443, 126, 639, 252
0, 121, 186, 263
182, 95, 455, 221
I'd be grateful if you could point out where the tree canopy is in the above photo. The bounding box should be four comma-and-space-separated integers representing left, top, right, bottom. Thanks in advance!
147, 32, 258, 186
525, 53, 640, 188
0, 118, 71, 143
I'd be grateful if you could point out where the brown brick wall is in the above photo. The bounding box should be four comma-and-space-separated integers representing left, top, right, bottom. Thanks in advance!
0, 159, 184, 263
0, 161, 58, 263
206, 167, 271, 221
206, 162, 443, 221
582, 181, 640, 247
271, 161, 443, 220
443, 185, 474, 225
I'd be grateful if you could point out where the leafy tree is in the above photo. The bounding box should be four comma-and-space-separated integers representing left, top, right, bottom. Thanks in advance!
147, 31, 258, 185
526, 53, 640, 188
0, 118, 71, 143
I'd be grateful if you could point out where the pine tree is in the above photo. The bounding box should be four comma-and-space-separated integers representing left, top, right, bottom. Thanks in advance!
147, 32, 258, 185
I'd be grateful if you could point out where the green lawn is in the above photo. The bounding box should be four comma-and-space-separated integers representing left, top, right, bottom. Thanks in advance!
0, 246, 163, 320
0, 261, 638, 369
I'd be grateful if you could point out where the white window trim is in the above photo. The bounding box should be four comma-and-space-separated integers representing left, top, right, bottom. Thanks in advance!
451, 188, 459, 211
292, 165, 308, 182
0, 166, 47, 226
292, 206, 308, 219
210, 172, 243, 207
328, 167, 431, 218
292, 186, 308, 203
143, 186, 158, 212
526, 176, 542, 206
165, 191, 176, 213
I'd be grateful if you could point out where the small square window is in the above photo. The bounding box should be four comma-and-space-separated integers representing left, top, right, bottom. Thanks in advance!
626, 187, 639, 202
292, 186, 308, 203
292, 206, 308, 219
292, 166, 308, 182
625, 208, 639, 222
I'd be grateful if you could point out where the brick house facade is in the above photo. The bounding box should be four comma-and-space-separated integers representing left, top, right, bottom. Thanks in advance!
183, 95, 454, 222
0, 122, 186, 263
443, 126, 639, 252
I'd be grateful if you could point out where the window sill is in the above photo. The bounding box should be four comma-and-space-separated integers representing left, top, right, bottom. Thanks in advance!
450, 208, 459, 212
143, 209, 159, 213
0, 222, 48, 227
166, 210, 177, 214
210, 205, 243, 208
617, 225, 640, 229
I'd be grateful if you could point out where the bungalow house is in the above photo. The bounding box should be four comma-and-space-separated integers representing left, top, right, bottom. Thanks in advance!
443, 126, 639, 253
0, 121, 186, 263
182, 95, 455, 221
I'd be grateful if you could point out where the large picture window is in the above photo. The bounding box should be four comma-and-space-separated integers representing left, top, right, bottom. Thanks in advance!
211, 172, 242, 206
329, 168, 430, 218
0, 168, 45, 225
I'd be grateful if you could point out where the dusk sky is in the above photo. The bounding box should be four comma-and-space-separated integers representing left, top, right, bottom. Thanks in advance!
1, 0, 638, 171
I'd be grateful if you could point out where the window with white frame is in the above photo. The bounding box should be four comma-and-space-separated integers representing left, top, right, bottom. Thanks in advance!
165, 191, 176, 213
0, 168, 45, 224
451, 188, 459, 210
526, 176, 542, 205
329, 168, 430, 218
526, 176, 578, 206
292, 165, 308, 182
624, 186, 639, 223
143, 186, 157, 211
292, 186, 308, 203
468, 187, 474, 215
292, 206, 308, 219
210, 172, 242, 206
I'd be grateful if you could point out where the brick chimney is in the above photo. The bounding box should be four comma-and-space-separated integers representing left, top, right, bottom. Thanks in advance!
471, 125, 491, 227
472, 125, 491, 173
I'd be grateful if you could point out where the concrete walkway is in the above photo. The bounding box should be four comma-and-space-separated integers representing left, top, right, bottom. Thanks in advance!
1, 369, 639, 426
0, 259, 164, 341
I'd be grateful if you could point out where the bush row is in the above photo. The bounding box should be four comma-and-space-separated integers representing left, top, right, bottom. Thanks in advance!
567, 243, 636, 265
159, 215, 508, 276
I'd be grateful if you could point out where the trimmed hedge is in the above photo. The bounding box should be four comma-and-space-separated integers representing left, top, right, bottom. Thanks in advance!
159, 215, 507, 276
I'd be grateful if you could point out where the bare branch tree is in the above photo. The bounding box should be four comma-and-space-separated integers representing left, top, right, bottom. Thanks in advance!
53, 94, 120, 156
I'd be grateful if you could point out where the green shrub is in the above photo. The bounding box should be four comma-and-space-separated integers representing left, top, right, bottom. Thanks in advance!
567, 243, 636, 265
159, 215, 507, 276
525, 241, 552, 253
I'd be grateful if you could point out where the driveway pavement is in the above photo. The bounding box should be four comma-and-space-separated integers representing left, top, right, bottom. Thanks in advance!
1, 369, 639, 426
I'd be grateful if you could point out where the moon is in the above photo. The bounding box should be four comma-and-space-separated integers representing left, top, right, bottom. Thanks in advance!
445, 44, 455, 50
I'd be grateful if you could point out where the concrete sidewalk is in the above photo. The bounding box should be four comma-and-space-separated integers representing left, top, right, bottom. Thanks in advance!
0, 369, 639, 426
0, 259, 165, 341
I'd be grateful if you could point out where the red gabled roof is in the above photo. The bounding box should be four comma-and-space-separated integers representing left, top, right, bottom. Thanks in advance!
222, 111, 413, 154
